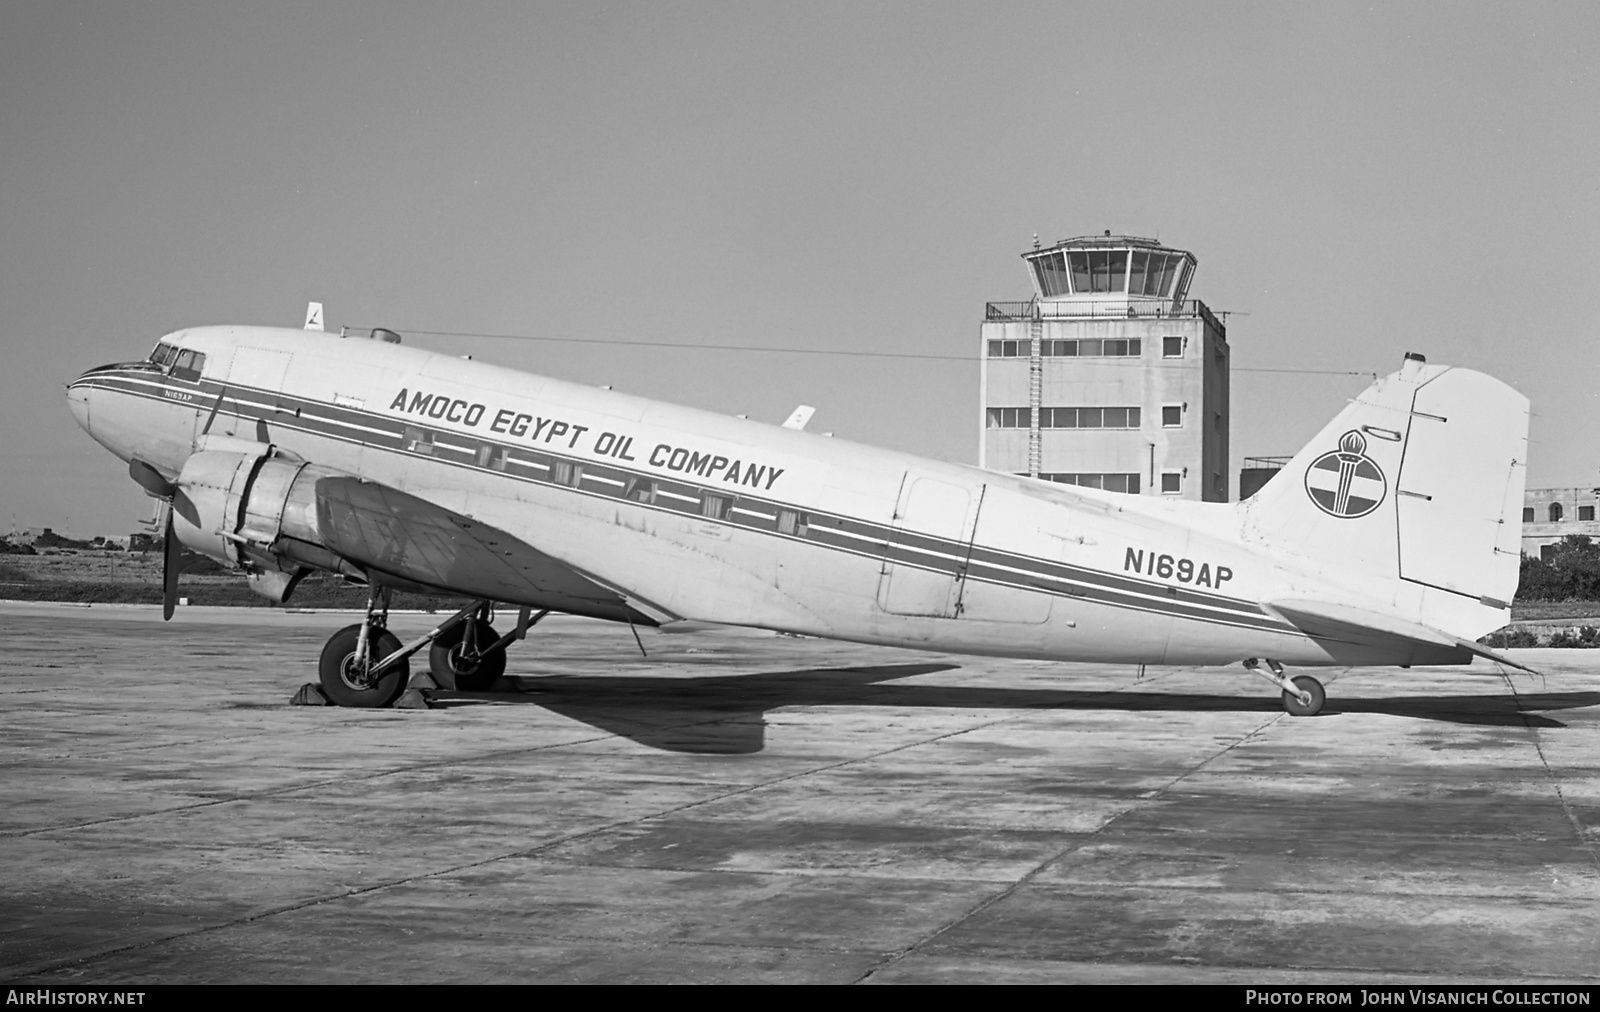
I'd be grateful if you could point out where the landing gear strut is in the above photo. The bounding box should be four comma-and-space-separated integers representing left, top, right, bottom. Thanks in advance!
428, 605, 515, 691
1244, 658, 1326, 717
318, 585, 410, 708
314, 591, 550, 706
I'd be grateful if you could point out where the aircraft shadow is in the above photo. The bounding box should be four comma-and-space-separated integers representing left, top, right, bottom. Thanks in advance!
426, 663, 1600, 755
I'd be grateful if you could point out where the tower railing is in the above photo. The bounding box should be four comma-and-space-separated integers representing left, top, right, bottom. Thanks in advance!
985, 299, 1226, 333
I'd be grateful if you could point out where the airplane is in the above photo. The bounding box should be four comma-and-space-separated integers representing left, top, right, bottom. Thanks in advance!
65, 318, 1532, 715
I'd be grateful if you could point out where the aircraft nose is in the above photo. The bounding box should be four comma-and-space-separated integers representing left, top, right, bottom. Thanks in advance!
66, 375, 93, 436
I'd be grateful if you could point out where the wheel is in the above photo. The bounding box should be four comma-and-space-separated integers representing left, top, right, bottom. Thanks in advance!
1281, 674, 1325, 717
318, 623, 409, 708
429, 620, 506, 691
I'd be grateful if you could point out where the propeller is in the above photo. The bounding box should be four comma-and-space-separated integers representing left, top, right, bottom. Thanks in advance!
161, 505, 181, 621
129, 461, 184, 622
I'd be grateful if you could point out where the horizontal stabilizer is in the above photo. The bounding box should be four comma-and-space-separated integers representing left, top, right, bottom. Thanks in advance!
1269, 598, 1537, 673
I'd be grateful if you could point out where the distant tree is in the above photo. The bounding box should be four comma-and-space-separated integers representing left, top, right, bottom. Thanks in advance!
1517, 536, 1600, 601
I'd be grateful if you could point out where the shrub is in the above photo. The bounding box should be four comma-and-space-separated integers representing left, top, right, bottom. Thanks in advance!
1482, 628, 1540, 648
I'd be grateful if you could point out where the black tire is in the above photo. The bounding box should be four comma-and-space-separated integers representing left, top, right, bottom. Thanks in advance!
429, 620, 506, 691
319, 623, 409, 708
1282, 674, 1326, 717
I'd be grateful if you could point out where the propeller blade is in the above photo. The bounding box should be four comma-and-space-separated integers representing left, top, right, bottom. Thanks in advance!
162, 508, 180, 621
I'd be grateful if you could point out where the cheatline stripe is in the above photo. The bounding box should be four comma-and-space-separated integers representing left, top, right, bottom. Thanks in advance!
76, 369, 1296, 633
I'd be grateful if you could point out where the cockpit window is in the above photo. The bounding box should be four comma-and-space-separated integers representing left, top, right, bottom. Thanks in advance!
170, 349, 206, 382
149, 343, 178, 367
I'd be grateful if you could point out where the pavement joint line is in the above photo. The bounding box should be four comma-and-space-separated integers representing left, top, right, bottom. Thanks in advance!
1500, 671, 1600, 874
6, 687, 1027, 978
5, 669, 872, 837
851, 705, 1291, 984
0, 728, 628, 839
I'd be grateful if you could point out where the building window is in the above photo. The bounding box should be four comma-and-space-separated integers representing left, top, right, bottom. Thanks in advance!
1034, 473, 1140, 494
1523, 507, 1535, 523
1163, 336, 1184, 358
1161, 471, 1182, 494
987, 338, 1141, 358
1162, 405, 1183, 427
1549, 503, 1564, 522
1031, 251, 1070, 298
1039, 406, 1142, 429
989, 406, 1142, 429
1541, 544, 1558, 562
1581, 506, 1595, 522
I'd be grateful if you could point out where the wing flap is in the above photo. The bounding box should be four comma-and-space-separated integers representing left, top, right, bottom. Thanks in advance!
1269, 598, 1536, 673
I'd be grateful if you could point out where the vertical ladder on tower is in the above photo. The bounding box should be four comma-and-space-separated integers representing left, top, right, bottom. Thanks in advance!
1027, 305, 1043, 478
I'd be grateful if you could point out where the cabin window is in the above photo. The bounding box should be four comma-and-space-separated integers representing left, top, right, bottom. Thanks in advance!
170, 349, 206, 382
776, 509, 808, 537
403, 426, 433, 455
475, 444, 507, 470
624, 477, 657, 504
551, 460, 584, 488
701, 493, 733, 520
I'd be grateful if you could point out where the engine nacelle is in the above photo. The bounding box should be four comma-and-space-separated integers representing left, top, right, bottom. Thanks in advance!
172, 445, 357, 601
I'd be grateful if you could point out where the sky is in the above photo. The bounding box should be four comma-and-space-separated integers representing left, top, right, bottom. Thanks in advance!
3, 1, 1597, 536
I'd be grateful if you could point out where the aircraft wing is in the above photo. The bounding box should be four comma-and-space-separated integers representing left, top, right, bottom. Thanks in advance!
314, 476, 658, 624
1267, 599, 1535, 673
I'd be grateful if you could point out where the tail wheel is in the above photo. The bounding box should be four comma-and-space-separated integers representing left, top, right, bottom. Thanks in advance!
1282, 674, 1326, 717
429, 620, 507, 691
319, 624, 408, 708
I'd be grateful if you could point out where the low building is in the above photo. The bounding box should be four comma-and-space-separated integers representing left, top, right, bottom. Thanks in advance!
1522, 487, 1600, 559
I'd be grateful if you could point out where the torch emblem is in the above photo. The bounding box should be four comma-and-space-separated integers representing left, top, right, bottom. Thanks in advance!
1304, 430, 1387, 518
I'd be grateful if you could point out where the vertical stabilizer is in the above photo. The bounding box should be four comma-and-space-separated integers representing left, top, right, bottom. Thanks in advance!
1239, 356, 1527, 636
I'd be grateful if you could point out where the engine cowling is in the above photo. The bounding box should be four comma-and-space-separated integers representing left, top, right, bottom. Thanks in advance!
171, 442, 358, 601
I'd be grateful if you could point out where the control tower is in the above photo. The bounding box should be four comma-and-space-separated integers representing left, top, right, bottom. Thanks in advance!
979, 233, 1230, 501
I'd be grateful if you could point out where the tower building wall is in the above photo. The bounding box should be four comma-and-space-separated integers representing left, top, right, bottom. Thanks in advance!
978, 235, 1230, 501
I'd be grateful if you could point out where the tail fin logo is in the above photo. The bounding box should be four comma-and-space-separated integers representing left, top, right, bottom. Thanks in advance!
1304, 430, 1387, 518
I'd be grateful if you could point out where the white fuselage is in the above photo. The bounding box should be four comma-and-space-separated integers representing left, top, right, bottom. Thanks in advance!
67, 325, 1482, 668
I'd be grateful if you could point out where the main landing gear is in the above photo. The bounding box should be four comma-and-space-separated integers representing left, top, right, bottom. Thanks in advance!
315, 587, 550, 707
1243, 658, 1326, 717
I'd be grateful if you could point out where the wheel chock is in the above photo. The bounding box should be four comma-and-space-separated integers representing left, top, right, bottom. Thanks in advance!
407, 671, 441, 691
392, 687, 434, 709
290, 682, 332, 706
